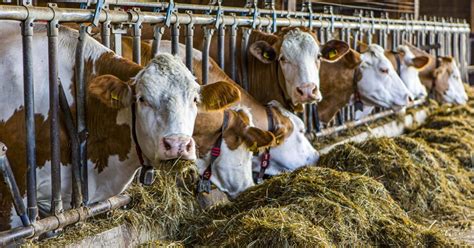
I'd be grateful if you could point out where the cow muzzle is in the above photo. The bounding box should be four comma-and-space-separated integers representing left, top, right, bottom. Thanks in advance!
294, 84, 321, 103
160, 135, 196, 160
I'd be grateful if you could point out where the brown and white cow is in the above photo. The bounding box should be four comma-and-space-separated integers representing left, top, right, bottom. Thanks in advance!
0, 21, 240, 230
404, 42, 468, 104
121, 38, 319, 183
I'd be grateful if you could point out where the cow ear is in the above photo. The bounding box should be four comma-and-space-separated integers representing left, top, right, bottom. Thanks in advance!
199, 81, 241, 111
249, 41, 278, 64
343, 49, 362, 69
242, 127, 276, 151
320, 40, 350, 62
356, 41, 369, 53
410, 56, 430, 70
88, 75, 132, 109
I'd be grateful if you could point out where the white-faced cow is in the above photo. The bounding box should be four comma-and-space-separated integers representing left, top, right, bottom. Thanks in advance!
0, 21, 240, 231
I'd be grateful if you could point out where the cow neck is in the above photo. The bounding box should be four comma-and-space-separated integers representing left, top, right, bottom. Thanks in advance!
353, 67, 364, 111
197, 110, 230, 194
254, 105, 275, 184
429, 56, 441, 98
130, 87, 153, 184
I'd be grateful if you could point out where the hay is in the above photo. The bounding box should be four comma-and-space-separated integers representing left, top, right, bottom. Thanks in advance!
181, 167, 458, 247
319, 136, 473, 228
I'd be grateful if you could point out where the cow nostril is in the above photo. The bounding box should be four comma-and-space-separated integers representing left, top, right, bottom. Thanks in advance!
163, 139, 172, 150
296, 87, 304, 96
312, 87, 318, 95
186, 140, 193, 152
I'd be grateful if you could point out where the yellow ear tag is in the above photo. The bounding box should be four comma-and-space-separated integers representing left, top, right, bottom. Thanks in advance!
248, 141, 258, 153
328, 50, 338, 59
111, 92, 119, 101
263, 52, 270, 59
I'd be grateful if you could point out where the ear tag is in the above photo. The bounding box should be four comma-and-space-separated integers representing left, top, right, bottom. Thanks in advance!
263, 52, 270, 59
248, 141, 258, 153
111, 92, 119, 101
328, 50, 338, 59
354, 100, 364, 111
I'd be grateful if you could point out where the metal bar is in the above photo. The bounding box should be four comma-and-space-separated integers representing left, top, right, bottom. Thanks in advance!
217, 23, 225, 69
0, 194, 131, 247
151, 24, 164, 57
21, 17, 38, 224
113, 24, 123, 56
0, 6, 469, 33
58, 83, 82, 209
101, 21, 111, 48
240, 28, 251, 91
132, 23, 142, 64
47, 16, 63, 216
315, 99, 425, 138
0, 143, 30, 227
202, 27, 213, 85
229, 23, 238, 82
171, 22, 179, 56
185, 22, 194, 72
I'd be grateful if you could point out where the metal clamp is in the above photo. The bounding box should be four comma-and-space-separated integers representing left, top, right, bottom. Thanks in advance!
164, 0, 175, 27
92, 0, 104, 27
47, 3, 60, 37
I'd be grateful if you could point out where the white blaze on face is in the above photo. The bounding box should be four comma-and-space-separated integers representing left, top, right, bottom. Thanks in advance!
279, 29, 322, 104
443, 62, 468, 104
397, 45, 427, 99
134, 54, 200, 162
358, 44, 412, 109
197, 107, 255, 199
253, 101, 319, 176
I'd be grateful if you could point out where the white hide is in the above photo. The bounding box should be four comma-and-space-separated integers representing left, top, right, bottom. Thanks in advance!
442, 62, 468, 104
279, 29, 322, 104
252, 101, 319, 176
358, 44, 412, 109
397, 45, 428, 99
196, 107, 255, 198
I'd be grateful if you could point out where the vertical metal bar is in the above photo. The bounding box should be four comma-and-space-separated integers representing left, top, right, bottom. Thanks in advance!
101, 22, 111, 48
217, 23, 225, 69
113, 24, 123, 56
47, 20, 63, 215
230, 24, 238, 82
445, 32, 452, 57
151, 25, 164, 57
241, 28, 251, 91
202, 27, 214, 85
0, 144, 30, 227
76, 25, 88, 206
185, 22, 194, 72
453, 32, 459, 63
21, 18, 38, 223
132, 23, 142, 65
171, 22, 179, 56
304, 104, 312, 133
312, 105, 321, 132
58, 83, 82, 209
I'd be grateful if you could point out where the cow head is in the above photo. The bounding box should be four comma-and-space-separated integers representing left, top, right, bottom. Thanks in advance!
88, 53, 240, 163
386, 45, 429, 100
196, 107, 275, 198
248, 28, 349, 106
357, 44, 412, 109
433, 57, 468, 104
253, 101, 319, 176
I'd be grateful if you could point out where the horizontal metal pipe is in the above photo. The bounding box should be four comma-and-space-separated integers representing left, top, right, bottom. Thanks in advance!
314, 99, 425, 138
0, 6, 469, 33
0, 194, 131, 246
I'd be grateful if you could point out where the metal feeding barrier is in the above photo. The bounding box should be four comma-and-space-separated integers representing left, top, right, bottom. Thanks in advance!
0, 0, 470, 245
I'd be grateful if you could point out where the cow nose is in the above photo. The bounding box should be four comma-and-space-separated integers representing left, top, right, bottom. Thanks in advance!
296, 84, 319, 102
161, 135, 196, 160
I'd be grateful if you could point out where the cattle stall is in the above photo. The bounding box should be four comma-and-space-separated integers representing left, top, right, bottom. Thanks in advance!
0, 0, 470, 245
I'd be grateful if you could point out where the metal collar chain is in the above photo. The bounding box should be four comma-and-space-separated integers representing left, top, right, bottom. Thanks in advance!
255, 106, 275, 184
197, 110, 229, 193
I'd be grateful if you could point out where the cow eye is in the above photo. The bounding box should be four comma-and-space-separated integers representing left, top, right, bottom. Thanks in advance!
379, 68, 389, 74
193, 97, 198, 103
138, 96, 145, 103
279, 56, 286, 63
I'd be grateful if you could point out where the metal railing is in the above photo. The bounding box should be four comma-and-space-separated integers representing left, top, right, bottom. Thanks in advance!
0, 1, 470, 245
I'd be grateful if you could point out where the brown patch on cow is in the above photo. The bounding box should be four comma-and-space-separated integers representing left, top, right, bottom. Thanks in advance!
88, 75, 133, 109
200, 81, 241, 111
318, 49, 362, 123
268, 107, 294, 145
384, 51, 399, 70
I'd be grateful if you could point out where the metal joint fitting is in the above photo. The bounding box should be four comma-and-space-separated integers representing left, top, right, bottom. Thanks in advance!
47, 3, 60, 37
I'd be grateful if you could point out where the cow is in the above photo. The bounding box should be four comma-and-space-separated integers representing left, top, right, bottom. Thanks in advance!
121, 38, 319, 185
404, 43, 468, 104
0, 21, 240, 231
384, 45, 430, 100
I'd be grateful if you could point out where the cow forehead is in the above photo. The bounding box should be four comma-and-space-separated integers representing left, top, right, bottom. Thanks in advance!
280, 30, 319, 59
362, 44, 391, 65
135, 54, 199, 100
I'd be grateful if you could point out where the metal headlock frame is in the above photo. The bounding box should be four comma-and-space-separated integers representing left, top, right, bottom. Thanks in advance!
0, 2, 470, 246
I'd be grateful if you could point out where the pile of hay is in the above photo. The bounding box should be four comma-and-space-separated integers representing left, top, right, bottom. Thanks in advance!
319, 137, 473, 227
180, 167, 457, 247
36, 159, 200, 246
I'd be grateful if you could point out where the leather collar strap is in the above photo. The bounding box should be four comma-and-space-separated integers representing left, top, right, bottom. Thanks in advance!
131, 98, 154, 186
353, 67, 364, 111
255, 106, 275, 184
197, 110, 229, 193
